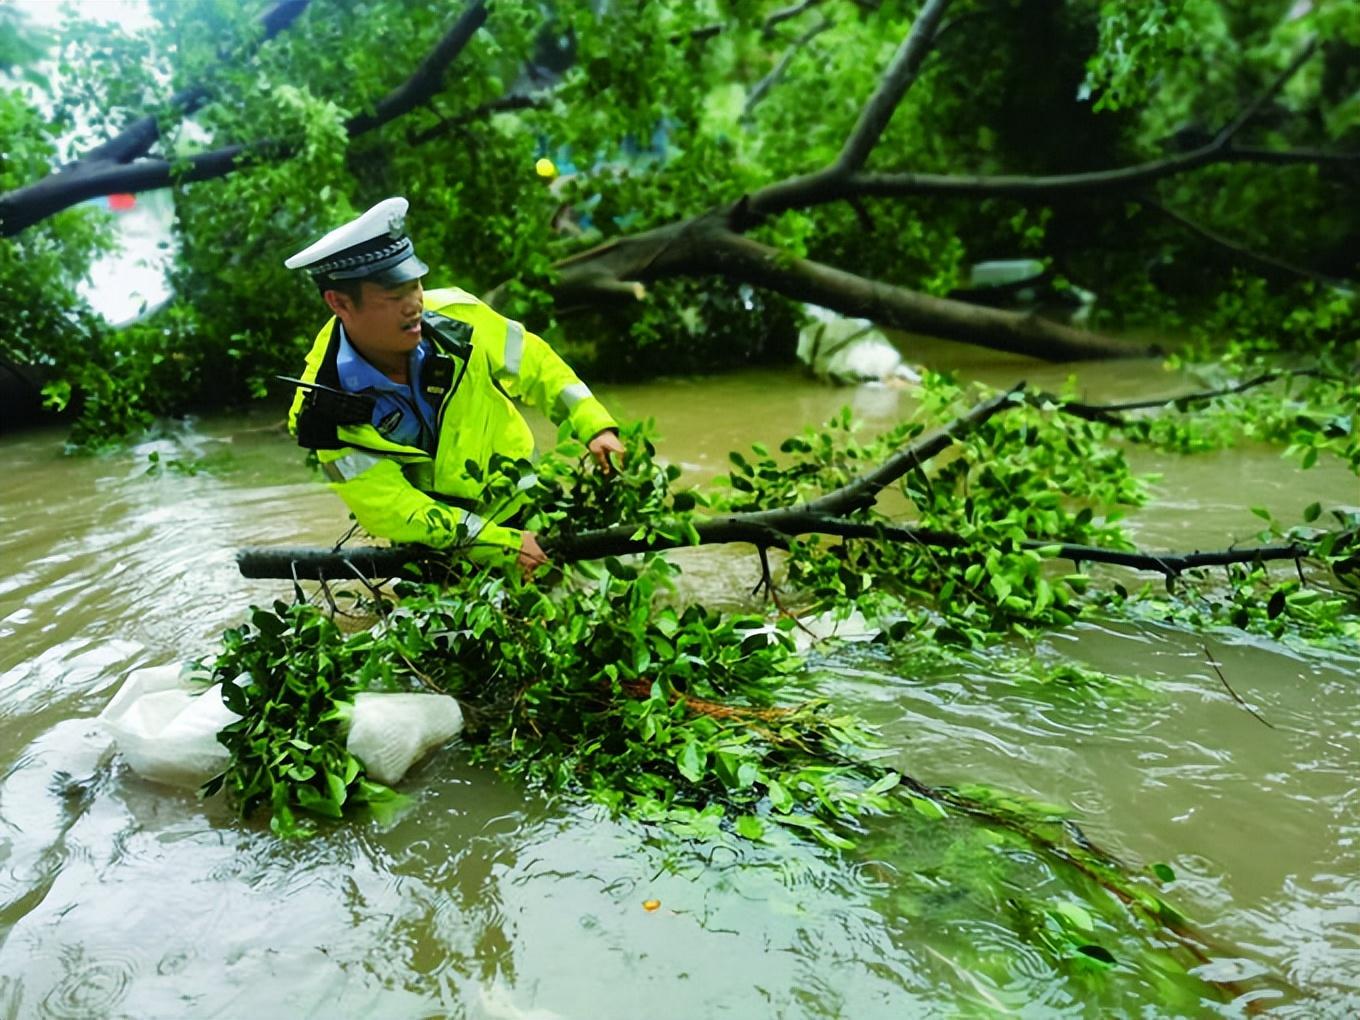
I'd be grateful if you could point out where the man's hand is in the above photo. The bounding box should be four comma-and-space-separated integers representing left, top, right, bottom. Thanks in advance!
517, 531, 549, 577
588, 429, 626, 475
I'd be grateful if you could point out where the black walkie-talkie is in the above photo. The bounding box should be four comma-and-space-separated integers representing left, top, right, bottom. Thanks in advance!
420, 312, 474, 400
277, 376, 376, 424
278, 375, 377, 450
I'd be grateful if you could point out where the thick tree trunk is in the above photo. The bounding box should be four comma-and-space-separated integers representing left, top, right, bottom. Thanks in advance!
544, 215, 1153, 361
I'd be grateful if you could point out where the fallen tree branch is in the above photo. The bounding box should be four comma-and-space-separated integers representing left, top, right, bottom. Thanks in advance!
742, 15, 834, 121
1212, 37, 1317, 149
674, 0, 832, 44
803, 385, 1022, 515
1138, 196, 1347, 288
344, 1, 488, 136
235, 525, 1311, 582
511, 0, 1158, 363
0, 0, 487, 235
0, 0, 309, 235
736, 141, 1360, 225
70, 0, 307, 166
680, 229, 1151, 361
408, 93, 547, 145
836, 0, 949, 173
1041, 368, 1327, 424
235, 377, 1321, 580
539, 215, 1150, 361
739, 33, 1336, 226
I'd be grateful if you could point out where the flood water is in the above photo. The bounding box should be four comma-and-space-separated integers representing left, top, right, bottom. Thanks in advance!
1, 354, 1357, 1018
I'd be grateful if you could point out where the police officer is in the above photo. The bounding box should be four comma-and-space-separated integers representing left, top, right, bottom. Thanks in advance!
284, 197, 625, 575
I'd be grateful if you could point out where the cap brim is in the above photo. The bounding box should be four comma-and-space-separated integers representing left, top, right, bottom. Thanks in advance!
366, 253, 429, 287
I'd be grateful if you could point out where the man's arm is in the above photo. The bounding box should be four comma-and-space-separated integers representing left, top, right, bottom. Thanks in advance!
319, 452, 523, 562
481, 313, 619, 446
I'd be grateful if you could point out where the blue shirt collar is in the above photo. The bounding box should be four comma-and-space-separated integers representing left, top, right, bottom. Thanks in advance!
335, 322, 428, 393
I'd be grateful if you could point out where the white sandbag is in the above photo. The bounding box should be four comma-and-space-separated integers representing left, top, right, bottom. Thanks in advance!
346, 692, 465, 785
793, 608, 880, 653
102, 667, 463, 789
99, 664, 240, 788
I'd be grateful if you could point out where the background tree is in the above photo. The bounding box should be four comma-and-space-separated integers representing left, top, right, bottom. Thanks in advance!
0, 0, 1355, 442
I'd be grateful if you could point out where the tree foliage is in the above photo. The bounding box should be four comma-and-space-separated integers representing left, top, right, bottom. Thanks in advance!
203, 361, 1357, 1005
0, 0, 1356, 441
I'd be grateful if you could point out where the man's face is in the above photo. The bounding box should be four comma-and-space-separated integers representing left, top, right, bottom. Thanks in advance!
328, 279, 425, 361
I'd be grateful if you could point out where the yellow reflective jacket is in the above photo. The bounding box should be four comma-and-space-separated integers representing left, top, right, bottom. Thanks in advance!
288, 286, 617, 557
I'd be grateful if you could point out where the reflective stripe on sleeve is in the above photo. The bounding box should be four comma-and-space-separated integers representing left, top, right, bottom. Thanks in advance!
559, 382, 592, 411
504, 321, 524, 376
322, 451, 385, 483
458, 509, 493, 538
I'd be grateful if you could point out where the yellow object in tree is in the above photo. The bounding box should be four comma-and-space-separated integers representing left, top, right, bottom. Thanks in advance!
534, 157, 557, 179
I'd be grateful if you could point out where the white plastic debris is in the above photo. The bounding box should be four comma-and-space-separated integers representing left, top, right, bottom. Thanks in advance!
346, 692, 464, 785
792, 608, 881, 653
98, 664, 240, 788
101, 667, 464, 789
797, 304, 921, 385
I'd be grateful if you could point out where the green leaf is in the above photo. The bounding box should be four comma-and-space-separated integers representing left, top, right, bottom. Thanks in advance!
1150, 862, 1176, 883
734, 815, 765, 840
908, 796, 947, 820
296, 784, 343, 819
865, 772, 901, 796
1266, 589, 1286, 620
1054, 901, 1094, 932
765, 779, 793, 813
1076, 944, 1117, 966
676, 741, 706, 783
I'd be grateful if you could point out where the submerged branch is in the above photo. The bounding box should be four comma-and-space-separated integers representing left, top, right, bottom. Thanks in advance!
1043, 368, 1327, 423
1202, 643, 1276, 729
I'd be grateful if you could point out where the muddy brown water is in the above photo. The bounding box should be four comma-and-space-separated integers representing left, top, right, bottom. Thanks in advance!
1, 353, 1357, 1018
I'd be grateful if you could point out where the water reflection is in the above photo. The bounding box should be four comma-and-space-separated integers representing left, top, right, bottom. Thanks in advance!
1, 365, 1357, 1016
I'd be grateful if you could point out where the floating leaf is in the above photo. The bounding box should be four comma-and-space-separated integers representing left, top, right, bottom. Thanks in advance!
908, 796, 947, 820
1054, 901, 1095, 932
1076, 944, 1117, 966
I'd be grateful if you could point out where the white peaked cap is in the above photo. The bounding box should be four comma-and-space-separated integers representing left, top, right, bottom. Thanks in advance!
284, 196, 428, 286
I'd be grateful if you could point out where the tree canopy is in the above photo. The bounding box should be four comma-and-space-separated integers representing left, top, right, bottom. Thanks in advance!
0, 0, 1356, 442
